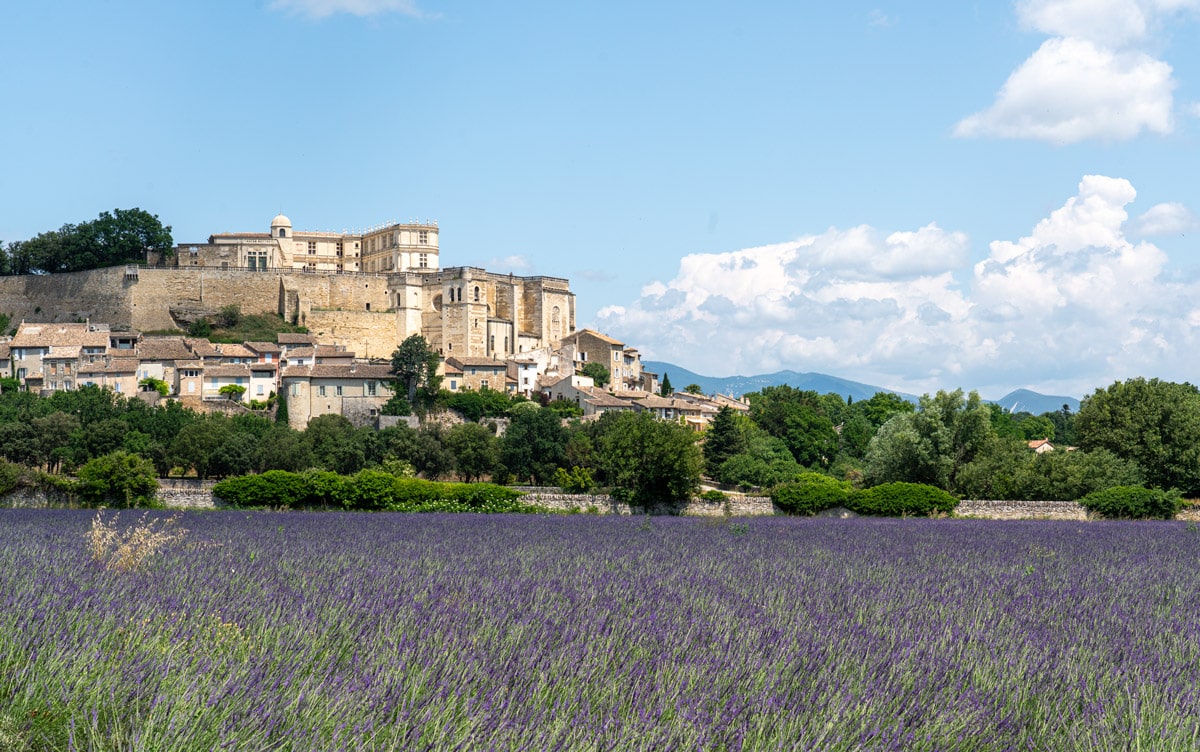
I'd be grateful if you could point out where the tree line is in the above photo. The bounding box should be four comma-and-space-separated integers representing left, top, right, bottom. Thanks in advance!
0, 208, 173, 275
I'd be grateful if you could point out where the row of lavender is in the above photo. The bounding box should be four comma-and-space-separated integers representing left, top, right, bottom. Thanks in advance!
3, 511, 1200, 750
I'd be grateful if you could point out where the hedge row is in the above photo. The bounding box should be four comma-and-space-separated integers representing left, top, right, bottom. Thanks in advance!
1078, 485, 1182, 519
771, 475, 959, 517
213, 470, 545, 513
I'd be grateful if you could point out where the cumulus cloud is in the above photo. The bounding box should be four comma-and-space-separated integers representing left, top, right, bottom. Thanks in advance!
596, 175, 1200, 395
956, 0, 1195, 144
1135, 202, 1198, 235
269, 0, 429, 19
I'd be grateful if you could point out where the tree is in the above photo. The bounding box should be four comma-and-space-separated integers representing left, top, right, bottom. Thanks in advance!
1075, 378, 1200, 495
703, 406, 747, 474
683, 383, 704, 395
747, 386, 839, 468
659, 372, 673, 397
139, 377, 170, 396
5, 208, 172, 274
501, 407, 568, 485
595, 411, 702, 507
304, 414, 366, 475
76, 451, 159, 507
446, 422, 499, 482
390, 335, 441, 410
218, 384, 246, 401
170, 418, 226, 479
580, 362, 611, 389
864, 389, 995, 491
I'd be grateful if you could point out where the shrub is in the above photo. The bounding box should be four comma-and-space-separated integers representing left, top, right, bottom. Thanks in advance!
555, 466, 595, 494
213, 470, 310, 508
1079, 485, 1182, 519
76, 451, 160, 508
699, 489, 727, 502
0, 459, 22, 496
848, 482, 958, 517
771, 472, 851, 515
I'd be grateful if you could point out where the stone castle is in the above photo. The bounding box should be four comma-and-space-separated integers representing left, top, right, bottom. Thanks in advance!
0, 214, 575, 361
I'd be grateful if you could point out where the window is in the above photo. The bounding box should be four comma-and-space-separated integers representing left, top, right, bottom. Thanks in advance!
188, 382, 195, 394
336, 241, 343, 256
318, 385, 326, 397
335, 385, 343, 396
114, 383, 121, 393
307, 241, 317, 255
419, 230, 428, 244
481, 380, 489, 390
366, 381, 376, 396
419, 254, 429, 268
257, 385, 264, 395
279, 228, 287, 238
474, 286, 480, 301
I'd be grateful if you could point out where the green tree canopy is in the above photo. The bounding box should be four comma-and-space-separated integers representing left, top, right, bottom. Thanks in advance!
864, 389, 996, 491
580, 362, 611, 389
1075, 377, 1200, 495
2, 208, 172, 275
390, 334, 442, 410
594, 411, 702, 507
501, 407, 568, 485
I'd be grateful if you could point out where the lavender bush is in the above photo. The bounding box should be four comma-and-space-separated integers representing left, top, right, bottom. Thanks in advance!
2, 511, 1199, 750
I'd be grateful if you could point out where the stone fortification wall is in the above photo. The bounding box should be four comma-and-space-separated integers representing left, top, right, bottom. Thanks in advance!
0, 267, 397, 336
0, 267, 133, 327
304, 309, 402, 359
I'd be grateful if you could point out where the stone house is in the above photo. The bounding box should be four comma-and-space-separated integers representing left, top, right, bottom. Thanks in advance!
280, 363, 395, 429
203, 364, 252, 402
445, 356, 508, 392
9, 322, 112, 384
77, 357, 139, 395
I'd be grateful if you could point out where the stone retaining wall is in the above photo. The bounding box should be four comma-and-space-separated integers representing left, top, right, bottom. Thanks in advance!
1, 481, 1193, 521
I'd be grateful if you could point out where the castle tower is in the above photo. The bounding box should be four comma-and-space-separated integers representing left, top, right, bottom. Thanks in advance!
270, 214, 294, 267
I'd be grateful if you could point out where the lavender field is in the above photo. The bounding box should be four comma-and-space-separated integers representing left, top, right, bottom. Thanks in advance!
3, 511, 1200, 751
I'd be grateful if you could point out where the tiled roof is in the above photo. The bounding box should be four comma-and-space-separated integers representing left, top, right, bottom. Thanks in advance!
277, 333, 316, 345
46, 345, 82, 359
205, 364, 252, 378
11, 323, 111, 349
215, 344, 254, 359
249, 362, 279, 372
569, 328, 624, 346
309, 364, 394, 380
315, 345, 354, 358
245, 341, 282, 353
283, 346, 315, 359
137, 336, 194, 361
446, 356, 506, 369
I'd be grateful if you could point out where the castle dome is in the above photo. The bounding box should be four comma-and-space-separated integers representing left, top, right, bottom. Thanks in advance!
270, 213, 292, 228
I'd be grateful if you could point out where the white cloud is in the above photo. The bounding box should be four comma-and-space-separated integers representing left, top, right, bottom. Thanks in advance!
1135, 202, 1198, 235
954, 38, 1174, 144
596, 176, 1200, 395
956, 0, 1195, 144
269, 0, 428, 19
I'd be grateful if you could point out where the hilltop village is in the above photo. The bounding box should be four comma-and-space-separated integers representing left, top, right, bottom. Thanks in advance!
0, 214, 747, 430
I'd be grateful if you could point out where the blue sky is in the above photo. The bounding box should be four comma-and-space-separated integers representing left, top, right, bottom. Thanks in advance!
3, 1, 1199, 398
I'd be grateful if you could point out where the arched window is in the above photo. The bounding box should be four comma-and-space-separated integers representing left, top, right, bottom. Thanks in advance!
474, 286, 481, 301
278, 228, 287, 238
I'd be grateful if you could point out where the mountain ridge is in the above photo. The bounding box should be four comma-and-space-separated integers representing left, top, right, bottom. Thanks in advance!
642, 360, 1081, 414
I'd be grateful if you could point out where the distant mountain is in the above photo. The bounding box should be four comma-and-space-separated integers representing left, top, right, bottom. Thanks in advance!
643, 361, 1081, 415
989, 389, 1080, 415
642, 361, 917, 403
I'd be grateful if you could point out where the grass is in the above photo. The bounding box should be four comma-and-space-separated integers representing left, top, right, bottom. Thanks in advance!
2, 512, 1200, 750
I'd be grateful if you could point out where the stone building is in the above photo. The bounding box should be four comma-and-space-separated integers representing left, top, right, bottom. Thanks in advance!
154, 214, 576, 360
